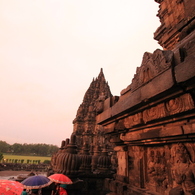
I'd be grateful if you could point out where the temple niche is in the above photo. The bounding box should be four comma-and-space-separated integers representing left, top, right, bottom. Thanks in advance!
50, 0, 195, 194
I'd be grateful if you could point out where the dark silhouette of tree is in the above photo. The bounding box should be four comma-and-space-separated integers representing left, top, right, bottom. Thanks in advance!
0, 140, 59, 156
0, 141, 10, 153
0, 153, 4, 162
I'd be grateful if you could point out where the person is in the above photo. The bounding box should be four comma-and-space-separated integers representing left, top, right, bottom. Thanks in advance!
21, 189, 28, 195
59, 184, 68, 195
51, 182, 58, 195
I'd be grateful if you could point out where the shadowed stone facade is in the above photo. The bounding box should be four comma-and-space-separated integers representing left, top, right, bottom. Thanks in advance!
50, 0, 195, 194
50, 69, 114, 195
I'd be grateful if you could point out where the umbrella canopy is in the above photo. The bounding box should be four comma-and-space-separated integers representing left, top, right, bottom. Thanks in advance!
0, 179, 23, 195
21, 175, 52, 189
48, 174, 72, 184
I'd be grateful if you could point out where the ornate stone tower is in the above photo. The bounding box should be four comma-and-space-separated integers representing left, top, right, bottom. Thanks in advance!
72, 68, 112, 154
50, 68, 113, 172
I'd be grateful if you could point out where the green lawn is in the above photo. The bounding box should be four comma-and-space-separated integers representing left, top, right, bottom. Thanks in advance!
2, 154, 51, 163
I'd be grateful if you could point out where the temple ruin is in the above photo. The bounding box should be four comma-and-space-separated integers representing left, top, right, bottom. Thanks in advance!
50, 0, 195, 194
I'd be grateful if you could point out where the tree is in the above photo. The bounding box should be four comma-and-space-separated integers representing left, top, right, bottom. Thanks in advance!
12, 143, 23, 154
0, 153, 4, 162
0, 140, 59, 156
0, 141, 10, 153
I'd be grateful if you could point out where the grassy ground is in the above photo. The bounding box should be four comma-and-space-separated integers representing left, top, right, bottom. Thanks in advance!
2, 154, 51, 163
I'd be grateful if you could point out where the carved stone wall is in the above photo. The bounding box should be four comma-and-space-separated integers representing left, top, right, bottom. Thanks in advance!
97, 1, 195, 194
143, 143, 195, 195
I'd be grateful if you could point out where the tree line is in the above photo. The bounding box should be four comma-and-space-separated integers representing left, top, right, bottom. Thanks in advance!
0, 140, 59, 156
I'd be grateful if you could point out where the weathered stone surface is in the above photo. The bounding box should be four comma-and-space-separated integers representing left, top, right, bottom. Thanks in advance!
111, 88, 142, 117
51, 1, 195, 195
140, 68, 174, 99
96, 107, 112, 124
114, 146, 128, 178
120, 126, 184, 142
97, 50, 175, 124
175, 59, 195, 83
154, 0, 195, 50
96, 1, 195, 194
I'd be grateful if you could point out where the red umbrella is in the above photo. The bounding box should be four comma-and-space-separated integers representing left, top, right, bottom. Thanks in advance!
0, 179, 23, 195
48, 174, 72, 184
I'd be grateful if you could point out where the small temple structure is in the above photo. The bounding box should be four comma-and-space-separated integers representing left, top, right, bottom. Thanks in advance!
50, 0, 195, 194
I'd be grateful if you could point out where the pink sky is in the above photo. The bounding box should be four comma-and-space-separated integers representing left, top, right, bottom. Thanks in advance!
0, 0, 161, 147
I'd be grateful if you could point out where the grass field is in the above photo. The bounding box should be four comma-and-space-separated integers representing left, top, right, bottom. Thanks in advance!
2, 154, 51, 163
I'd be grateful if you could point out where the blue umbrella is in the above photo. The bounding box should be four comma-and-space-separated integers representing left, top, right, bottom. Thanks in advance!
21, 175, 52, 189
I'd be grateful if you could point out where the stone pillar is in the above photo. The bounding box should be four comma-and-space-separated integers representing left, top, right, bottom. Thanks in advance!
114, 145, 128, 182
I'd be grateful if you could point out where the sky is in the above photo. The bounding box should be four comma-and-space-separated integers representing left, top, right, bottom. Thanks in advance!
0, 0, 161, 147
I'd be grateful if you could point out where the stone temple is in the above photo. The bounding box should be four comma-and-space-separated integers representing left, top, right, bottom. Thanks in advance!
50, 0, 195, 194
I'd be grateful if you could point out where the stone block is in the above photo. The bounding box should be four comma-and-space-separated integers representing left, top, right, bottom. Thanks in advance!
160, 126, 183, 137
109, 134, 122, 143
140, 68, 174, 100
96, 107, 112, 123
175, 57, 195, 83
98, 68, 174, 124
104, 123, 115, 133
111, 88, 142, 117
183, 123, 195, 134
121, 125, 184, 142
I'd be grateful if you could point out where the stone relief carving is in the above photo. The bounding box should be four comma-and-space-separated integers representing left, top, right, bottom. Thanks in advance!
121, 93, 194, 129
143, 93, 194, 123
114, 119, 126, 131
152, 49, 173, 72
133, 49, 173, 91
166, 93, 194, 116
139, 52, 156, 84
147, 148, 168, 192
143, 103, 166, 123
170, 143, 195, 195
124, 113, 143, 128
121, 49, 174, 95
143, 144, 195, 195
115, 148, 128, 177
128, 146, 144, 187
147, 150, 156, 185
